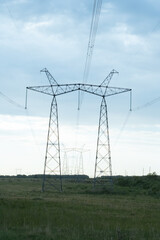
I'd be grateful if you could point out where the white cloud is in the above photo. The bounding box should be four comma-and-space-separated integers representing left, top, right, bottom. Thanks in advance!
24, 19, 53, 31
0, 114, 160, 176
0, 0, 160, 176
11, 0, 28, 4
112, 23, 147, 50
101, 2, 115, 14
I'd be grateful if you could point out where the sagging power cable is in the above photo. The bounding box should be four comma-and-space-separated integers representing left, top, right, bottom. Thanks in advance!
0, 91, 24, 109
132, 96, 160, 111
83, 0, 102, 85
113, 111, 132, 148
79, 0, 102, 110
75, 0, 103, 150
112, 94, 160, 147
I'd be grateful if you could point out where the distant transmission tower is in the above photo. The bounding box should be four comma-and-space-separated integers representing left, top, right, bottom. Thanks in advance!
62, 147, 89, 175
62, 151, 69, 175
26, 68, 132, 191
78, 152, 84, 175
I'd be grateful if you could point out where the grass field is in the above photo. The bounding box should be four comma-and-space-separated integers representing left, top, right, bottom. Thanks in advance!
0, 176, 160, 240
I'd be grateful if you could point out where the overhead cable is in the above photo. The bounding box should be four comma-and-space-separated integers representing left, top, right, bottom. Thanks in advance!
113, 111, 132, 148
79, 0, 102, 110
83, 0, 102, 85
0, 91, 24, 109
132, 96, 160, 111
112, 95, 160, 147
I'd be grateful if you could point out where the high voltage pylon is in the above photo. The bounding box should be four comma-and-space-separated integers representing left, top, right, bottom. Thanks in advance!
62, 151, 69, 175
78, 152, 84, 175
94, 96, 112, 187
26, 68, 132, 192
61, 147, 89, 175
42, 96, 62, 192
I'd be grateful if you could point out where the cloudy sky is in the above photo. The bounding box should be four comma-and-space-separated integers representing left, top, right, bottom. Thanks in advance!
0, 0, 160, 176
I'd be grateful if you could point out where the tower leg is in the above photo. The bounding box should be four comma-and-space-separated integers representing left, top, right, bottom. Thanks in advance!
62, 152, 69, 175
42, 96, 62, 192
94, 97, 112, 188
78, 152, 84, 175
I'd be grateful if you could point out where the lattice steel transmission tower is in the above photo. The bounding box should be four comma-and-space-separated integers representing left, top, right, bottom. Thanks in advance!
26, 68, 132, 192
94, 96, 112, 187
62, 151, 69, 175
78, 152, 84, 175
62, 147, 89, 175
42, 96, 62, 191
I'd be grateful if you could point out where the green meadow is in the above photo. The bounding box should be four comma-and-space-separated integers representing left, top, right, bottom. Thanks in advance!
0, 175, 160, 240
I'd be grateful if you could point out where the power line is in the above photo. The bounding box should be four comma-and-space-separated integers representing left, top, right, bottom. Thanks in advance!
76, 0, 103, 149
83, 0, 102, 85
112, 95, 160, 147
113, 111, 132, 147
0, 91, 24, 109
4, 0, 18, 29
132, 96, 160, 111
25, 109, 44, 154
151, 19, 160, 33
79, 0, 102, 109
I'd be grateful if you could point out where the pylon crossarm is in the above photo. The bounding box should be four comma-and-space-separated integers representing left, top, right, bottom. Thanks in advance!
62, 147, 89, 153
40, 68, 59, 86
94, 69, 119, 93
100, 69, 119, 87
27, 84, 131, 98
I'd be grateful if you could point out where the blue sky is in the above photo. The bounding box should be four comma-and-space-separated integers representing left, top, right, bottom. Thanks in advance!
0, 0, 160, 176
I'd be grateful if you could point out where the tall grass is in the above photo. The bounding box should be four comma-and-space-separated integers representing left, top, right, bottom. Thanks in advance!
0, 177, 160, 239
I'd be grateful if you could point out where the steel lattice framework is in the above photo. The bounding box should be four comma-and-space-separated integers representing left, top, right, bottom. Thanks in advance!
26, 68, 132, 191
42, 96, 62, 192
61, 147, 89, 175
94, 97, 112, 187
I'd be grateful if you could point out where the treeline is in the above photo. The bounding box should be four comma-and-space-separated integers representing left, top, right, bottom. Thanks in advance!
0, 174, 89, 179
0, 173, 159, 196
113, 173, 160, 196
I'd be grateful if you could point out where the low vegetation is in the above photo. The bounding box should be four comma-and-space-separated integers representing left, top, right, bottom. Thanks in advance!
0, 174, 160, 239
